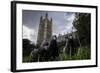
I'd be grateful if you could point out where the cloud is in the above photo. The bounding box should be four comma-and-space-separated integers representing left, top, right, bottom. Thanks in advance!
22, 10, 76, 43
23, 25, 37, 44
23, 25, 30, 39
52, 12, 75, 35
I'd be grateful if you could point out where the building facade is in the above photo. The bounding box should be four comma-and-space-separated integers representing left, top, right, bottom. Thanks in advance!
37, 13, 52, 46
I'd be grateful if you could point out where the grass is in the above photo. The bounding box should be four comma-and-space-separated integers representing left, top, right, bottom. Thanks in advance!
23, 46, 91, 62
23, 55, 30, 62
59, 47, 91, 60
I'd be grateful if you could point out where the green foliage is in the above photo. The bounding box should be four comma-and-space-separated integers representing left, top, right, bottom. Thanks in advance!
23, 47, 91, 62
59, 53, 70, 60
23, 55, 30, 62
59, 47, 91, 60
76, 47, 91, 60
73, 13, 91, 46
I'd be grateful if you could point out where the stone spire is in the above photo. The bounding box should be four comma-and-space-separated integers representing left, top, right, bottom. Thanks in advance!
37, 13, 52, 46
40, 15, 43, 22
45, 13, 48, 19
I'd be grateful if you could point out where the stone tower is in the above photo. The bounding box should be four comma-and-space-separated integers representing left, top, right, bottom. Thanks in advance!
37, 13, 52, 46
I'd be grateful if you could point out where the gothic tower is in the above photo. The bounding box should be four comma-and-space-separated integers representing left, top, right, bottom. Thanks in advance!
37, 13, 52, 46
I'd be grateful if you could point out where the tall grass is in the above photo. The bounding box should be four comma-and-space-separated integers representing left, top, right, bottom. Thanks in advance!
59, 47, 91, 60
23, 46, 91, 62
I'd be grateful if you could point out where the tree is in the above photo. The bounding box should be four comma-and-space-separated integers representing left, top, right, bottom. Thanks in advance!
23, 39, 35, 56
73, 13, 91, 47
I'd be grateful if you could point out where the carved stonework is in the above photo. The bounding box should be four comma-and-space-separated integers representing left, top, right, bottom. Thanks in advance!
37, 13, 52, 46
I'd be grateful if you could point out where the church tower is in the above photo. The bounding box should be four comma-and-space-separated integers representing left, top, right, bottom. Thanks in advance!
37, 13, 52, 46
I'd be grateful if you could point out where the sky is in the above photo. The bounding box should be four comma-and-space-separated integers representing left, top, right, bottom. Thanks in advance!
22, 10, 76, 44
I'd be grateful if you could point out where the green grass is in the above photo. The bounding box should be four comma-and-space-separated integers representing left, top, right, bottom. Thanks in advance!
23, 46, 91, 62
75, 47, 91, 60
23, 55, 30, 62
59, 47, 91, 60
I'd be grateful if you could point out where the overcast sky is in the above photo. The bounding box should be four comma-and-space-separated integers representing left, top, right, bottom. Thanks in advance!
22, 10, 75, 44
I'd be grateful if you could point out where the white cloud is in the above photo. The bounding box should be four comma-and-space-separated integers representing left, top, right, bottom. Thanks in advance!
23, 25, 37, 44
66, 13, 75, 21
23, 11, 76, 42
